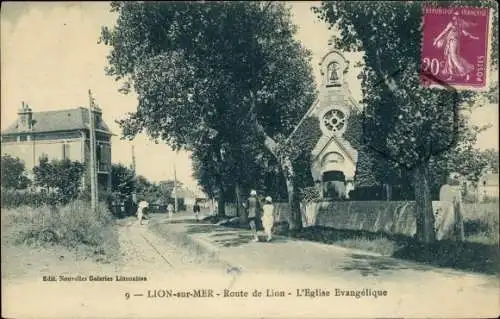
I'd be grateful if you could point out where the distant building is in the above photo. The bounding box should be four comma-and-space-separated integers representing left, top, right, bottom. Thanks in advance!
477, 173, 499, 202
288, 50, 359, 199
175, 187, 199, 207
1, 102, 113, 191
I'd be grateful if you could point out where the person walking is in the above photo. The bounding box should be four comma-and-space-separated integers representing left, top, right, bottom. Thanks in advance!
167, 203, 174, 219
244, 190, 261, 242
261, 196, 275, 242
193, 199, 201, 221
136, 200, 149, 225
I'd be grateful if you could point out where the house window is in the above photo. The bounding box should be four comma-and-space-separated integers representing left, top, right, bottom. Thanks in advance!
96, 144, 110, 171
97, 144, 102, 161
19, 135, 27, 142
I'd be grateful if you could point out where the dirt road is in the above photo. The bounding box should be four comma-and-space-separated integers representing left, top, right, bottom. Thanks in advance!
1, 217, 235, 318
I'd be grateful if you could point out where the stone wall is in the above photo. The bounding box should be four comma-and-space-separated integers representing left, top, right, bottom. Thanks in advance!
225, 200, 462, 241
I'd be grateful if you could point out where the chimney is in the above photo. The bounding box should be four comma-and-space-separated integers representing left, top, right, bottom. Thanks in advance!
18, 101, 33, 131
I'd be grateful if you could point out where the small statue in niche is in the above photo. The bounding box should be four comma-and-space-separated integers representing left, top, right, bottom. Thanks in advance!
327, 62, 341, 85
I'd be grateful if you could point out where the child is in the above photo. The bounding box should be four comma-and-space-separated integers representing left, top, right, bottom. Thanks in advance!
261, 196, 275, 242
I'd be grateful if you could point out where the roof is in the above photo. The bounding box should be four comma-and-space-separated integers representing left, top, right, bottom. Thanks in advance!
1, 107, 113, 135
313, 134, 358, 165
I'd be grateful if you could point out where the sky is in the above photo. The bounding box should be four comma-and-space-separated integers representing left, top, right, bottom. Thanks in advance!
1, 2, 498, 192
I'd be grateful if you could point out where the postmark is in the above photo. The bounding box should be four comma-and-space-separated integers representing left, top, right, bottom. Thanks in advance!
421, 6, 492, 90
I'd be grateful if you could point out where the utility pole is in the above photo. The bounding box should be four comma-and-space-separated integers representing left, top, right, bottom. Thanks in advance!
131, 144, 136, 172
88, 90, 98, 211
131, 144, 137, 204
173, 150, 178, 213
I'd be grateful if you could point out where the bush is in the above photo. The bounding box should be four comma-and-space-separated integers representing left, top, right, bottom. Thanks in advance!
1, 188, 58, 208
33, 156, 85, 204
1, 200, 119, 262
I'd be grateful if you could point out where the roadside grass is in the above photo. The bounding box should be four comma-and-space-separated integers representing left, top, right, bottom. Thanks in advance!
1, 200, 120, 263
462, 202, 499, 245
292, 227, 404, 256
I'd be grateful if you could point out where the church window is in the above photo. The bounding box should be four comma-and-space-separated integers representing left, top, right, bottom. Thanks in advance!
322, 152, 345, 166
322, 109, 346, 133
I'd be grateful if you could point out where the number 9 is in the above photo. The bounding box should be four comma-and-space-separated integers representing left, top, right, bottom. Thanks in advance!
125, 292, 130, 300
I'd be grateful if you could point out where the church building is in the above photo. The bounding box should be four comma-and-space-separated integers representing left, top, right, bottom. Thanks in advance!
290, 50, 360, 199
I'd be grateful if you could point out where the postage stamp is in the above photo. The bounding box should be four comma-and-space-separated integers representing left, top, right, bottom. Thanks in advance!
421, 6, 492, 90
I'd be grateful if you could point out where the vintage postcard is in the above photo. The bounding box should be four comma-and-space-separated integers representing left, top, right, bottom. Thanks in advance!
1, 2, 499, 318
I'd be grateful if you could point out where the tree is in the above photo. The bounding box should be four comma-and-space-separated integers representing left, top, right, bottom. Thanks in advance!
158, 180, 178, 199
135, 175, 156, 203
1, 154, 30, 190
344, 101, 490, 200
111, 163, 136, 196
33, 156, 86, 204
314, 1, 498, 242
100, 2, 317, 232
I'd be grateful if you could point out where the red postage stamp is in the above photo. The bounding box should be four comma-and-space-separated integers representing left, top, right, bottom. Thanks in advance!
421, 6, 492, 90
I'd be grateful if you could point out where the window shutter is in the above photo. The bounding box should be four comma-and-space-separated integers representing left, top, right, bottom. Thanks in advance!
103, 145, 109, 164
96, 144, 102, 161
65, 144, 70, 160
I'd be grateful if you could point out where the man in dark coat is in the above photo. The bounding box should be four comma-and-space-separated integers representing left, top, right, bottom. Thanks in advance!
243, 190, 260, 242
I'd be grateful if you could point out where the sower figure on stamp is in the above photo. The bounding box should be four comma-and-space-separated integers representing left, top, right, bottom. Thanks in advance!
261, 196, 275, 242
433, 11, 479, 81
243, 190, 261, 242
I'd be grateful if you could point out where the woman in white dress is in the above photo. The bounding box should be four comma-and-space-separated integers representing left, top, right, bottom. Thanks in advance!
167, 203, 174, 219
136, 200, 149, 225
261, 196, 275, 242
433, 12, 479, 81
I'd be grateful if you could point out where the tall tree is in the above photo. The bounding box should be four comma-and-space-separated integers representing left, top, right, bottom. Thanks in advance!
111, 163, 136, 196
1, 154, 30, 190
100, 2, 317, 232
314, 1, 498, 242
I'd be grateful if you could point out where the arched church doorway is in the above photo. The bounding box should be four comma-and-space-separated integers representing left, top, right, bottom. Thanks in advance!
322, 170, 346, 200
